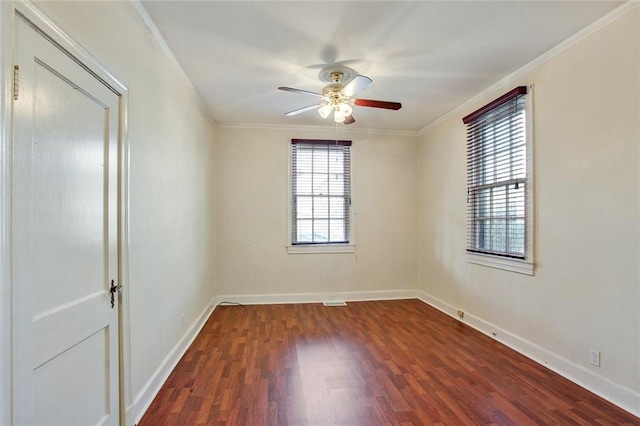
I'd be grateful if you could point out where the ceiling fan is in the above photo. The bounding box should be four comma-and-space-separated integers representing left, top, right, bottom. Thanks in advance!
278, 66, 402, 125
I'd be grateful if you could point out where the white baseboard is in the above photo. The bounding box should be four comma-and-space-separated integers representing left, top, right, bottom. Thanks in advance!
131, 296, 217, 425
215, 289, 419, 306
418, 290, 640, 418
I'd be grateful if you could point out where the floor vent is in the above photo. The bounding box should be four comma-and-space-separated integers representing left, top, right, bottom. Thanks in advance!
323, 301, 347, 307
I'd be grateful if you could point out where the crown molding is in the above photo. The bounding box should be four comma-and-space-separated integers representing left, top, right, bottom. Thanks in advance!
217, 121, 419, 138
419, 0, 640, 136
130, 0, 216, 126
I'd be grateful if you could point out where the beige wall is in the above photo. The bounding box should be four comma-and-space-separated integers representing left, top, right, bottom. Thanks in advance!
32, 1, 218, 419
215, 126, 418, 298
418, 7, 639, 410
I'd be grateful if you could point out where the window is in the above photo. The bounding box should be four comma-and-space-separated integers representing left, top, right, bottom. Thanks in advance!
291, 139, 351, 246
463, 86, 533, 273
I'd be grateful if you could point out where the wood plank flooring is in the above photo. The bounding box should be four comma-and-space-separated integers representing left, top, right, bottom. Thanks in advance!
138, 299, 640, 425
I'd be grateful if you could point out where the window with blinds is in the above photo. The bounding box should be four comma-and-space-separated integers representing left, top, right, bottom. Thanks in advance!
463, 86, 528, 259
291, 139, 351, 245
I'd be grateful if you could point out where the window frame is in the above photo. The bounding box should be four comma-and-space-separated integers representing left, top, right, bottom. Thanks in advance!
287, 138, 355, 254
463, 86, 535, 275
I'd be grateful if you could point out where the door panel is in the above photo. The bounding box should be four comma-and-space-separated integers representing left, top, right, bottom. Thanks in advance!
33, 328, 111, 426
31, 59, 108, 316
12, 15, 120, 426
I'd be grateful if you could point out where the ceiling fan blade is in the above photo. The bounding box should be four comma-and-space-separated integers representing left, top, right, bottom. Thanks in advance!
344, 115, 355, 125
354, 98, 402, 110
342, 75, 372, 97
278, 87, 325, 98
285, 104, 321, 116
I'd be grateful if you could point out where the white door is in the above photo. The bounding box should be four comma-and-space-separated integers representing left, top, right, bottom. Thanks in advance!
11, 15, 120, 426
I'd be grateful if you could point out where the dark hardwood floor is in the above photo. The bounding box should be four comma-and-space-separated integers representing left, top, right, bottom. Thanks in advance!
138, 299, 639, 425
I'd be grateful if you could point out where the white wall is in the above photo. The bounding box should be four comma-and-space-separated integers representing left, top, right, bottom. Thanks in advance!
418, 7, 639, 414
31, 1, 217, 421
215, 126, 418, 300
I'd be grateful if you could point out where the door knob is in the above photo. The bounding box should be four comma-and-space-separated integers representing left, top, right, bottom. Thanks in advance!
109, 280, 123, 308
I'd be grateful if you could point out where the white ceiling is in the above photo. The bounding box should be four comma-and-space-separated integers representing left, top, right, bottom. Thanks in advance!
139, 1, 623, 132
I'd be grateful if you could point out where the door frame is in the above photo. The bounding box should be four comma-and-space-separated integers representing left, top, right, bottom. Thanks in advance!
0, 1, 132, 424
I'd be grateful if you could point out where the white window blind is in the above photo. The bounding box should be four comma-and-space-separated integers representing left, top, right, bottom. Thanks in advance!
291, 139, 351, 245
464, 86, 528, 259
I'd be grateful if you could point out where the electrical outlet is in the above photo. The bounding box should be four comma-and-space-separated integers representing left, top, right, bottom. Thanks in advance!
181, 313, 186, 327
590, 349, 601, 367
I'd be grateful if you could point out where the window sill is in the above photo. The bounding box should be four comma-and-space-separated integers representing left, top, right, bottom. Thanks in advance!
467, 252, 535, 275
287, 244, 356, 254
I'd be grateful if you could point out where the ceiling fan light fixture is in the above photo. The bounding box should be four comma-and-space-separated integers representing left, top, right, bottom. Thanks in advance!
334, 110, 346, 123
339, 103, 353, 117
318, 104, 332, 119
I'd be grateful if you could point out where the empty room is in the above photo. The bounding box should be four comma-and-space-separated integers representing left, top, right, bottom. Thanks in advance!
0, 1, 638, 425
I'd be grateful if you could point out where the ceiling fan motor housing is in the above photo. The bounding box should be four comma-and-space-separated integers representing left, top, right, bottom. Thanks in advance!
323, 83, 344, 96
322, 83, 352, 108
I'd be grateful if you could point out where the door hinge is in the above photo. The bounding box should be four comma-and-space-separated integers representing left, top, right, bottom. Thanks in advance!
13, 65, 19, 101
